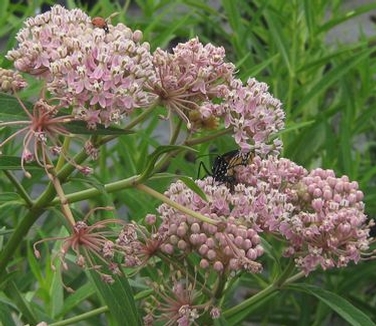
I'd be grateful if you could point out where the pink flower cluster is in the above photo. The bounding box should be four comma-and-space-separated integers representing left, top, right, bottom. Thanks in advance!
151, 38, 285, 154
142, 270, 220, 325
118, 178, 270, 274
6, 5, 285, 152
234, 157, 372, 274
7, 5, 91, 76
125, 155, 372, 276
6, 5, 157, 127
280, 168, 372, 274
223, 78, 285, 154
235, 155, 307, 231
151, 37, 235, 129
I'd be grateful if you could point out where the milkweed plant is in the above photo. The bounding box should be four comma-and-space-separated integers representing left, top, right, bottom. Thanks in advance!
0, 4, 375, 326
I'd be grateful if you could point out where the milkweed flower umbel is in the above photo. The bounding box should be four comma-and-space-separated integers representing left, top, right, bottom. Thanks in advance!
236, 157, 373, 274
143, 270, 220, 326
150, 37, 236, 129
0, 97, 78, 176
126, 156, 373, 277
33, 213, 126, 283
119, 178, 267, 274
150, 37, 285, 154
6, 5, 157, 128
280, 168, 373, 275
223, 78, 285, 154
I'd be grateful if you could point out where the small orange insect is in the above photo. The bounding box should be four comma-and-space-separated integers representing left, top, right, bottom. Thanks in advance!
92, 16, 109, 33
91, 13, 119, 34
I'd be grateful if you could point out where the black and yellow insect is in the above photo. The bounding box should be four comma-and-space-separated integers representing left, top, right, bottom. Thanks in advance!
199, 149, 254, 188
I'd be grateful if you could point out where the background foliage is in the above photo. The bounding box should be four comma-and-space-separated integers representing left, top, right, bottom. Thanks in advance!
0, 0, 376, 325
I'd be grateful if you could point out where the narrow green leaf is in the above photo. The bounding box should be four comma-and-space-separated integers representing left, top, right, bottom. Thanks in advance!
146, 13, 193, 50
297, 49, 372, 110
88, 271, 141, 326
58, 282, 96, 317
0, 155, 40, 171
213, 316, 230, 326
68, 175, 106, 194
0, 93, 32, 121
224, 292, 280, 324
26, 241, 45, 288
0, 301, 17, 326
318, 3, 376, 34
239, 54, 280, 79
0, 192, 22, 203
50, 261, 64, 318
4, 281, 38, 325
179, 176, 207, 201
140, 145, 196, 180
289, 284, 376, 326
263, 9, 292, 73
222, 0, 241, 33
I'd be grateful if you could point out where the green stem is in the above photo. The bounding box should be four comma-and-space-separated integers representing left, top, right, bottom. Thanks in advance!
223, 265, 305, 319
50, 175, 140, 205
49, 306, 109, 326
284, 270, 305, 285
223, 281, 278, 318
56, 150, 89, 180
0, 182, 56, 279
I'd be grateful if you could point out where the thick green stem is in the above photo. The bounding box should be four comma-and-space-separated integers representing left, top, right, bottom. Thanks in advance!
223, 281, 278, 318
50, 175, 139, 205
223, 264, 305, 319
49, 306, 109, 326
0, 182, 56, 279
